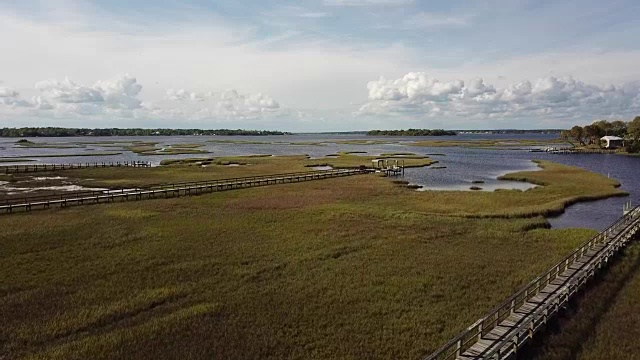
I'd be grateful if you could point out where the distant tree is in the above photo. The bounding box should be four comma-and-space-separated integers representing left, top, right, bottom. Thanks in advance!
629, 116, 640, 142
593, 120, 613, 136
560, 130, 575, 146
570, 125, 586, 146
610, 120, 628, 137
583, 124, 602, 145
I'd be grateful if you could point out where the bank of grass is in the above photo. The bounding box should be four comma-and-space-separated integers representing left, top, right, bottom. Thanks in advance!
7, 152, 124, 158
0, 158, 37, 163
14, 142, 85, 149
0, 158, 628, 359
307, 151, 435, 169
125, 142, 210, 156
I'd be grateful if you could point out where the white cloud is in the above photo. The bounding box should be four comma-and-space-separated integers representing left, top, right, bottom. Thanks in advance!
0, 86, 20, 98
360, 72, 640, 124
35, 78, 104, 104
403, 12, 472, 29
323, 0, 413, 6
93, 75, 143, 109
0, 75, 284, 124
154, 88, 280, 120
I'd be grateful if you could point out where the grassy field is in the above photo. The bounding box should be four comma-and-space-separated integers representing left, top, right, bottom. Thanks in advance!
0, 158, 628, 359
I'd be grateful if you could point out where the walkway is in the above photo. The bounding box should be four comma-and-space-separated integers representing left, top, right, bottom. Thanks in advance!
424, 206, 640, 360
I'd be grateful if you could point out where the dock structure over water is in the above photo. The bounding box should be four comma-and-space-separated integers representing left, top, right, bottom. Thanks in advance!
424, 206, 640, 360
1, 161, 152, 174
0, 169, 367, 214
371, 159, 405, 176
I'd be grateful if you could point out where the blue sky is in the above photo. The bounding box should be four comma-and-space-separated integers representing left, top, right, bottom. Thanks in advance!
1, 0, 640, 131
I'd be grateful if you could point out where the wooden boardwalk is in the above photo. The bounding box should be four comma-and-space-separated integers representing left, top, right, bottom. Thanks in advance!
424, 206, 640, 360
0, 169, 367, 214
1, 161, 151, 174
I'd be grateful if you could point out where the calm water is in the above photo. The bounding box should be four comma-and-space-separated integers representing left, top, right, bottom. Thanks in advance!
1, 133, 637, 230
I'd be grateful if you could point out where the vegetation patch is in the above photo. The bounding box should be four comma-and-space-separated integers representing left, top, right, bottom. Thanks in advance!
0, 158, 631, 359
307, 151, 434, 169
0, 158, 37, 163
7, 152, 123, 158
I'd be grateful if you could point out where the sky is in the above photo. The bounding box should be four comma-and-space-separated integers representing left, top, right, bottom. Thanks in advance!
1, 0, 640, 131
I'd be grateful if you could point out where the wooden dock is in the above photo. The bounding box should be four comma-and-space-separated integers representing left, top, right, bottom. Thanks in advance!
424, 206, 640, 360
0, 169, 367, 214
1, 161, 152, 174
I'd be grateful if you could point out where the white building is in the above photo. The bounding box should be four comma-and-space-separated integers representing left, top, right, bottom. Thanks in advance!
601, 136, 624, 149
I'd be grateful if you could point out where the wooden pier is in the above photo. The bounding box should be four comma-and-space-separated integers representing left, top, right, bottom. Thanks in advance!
424, 206, 640, 360
0, 169, 367, 214
1, 161, 152, 174
543, 147, 621, 155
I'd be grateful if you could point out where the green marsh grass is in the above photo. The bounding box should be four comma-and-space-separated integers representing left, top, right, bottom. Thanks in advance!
0, 158, 628, 359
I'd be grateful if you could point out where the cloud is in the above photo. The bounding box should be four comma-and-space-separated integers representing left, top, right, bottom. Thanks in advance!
93, 75, 143, 109
0, 86, 20, 98
0, 85, 32, 107
0, 75, 282, 123
403, 12, 472, 29
296, 12, 330, 18
154, 88, 280, 120
360, 72, 640, 123
323, 0, 413, 6
35, 78, 104, 104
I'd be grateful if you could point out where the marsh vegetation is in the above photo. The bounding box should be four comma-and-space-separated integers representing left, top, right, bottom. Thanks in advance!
0, 155, 628, 359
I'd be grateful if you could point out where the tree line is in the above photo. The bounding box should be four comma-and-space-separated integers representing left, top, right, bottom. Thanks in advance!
367, 129, 457, 136
0, 128, 290, 137
560, 117, 640, 152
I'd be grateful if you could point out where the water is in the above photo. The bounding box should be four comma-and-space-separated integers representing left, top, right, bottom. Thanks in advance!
540, 154, 640, 230
1, 133, 638, 230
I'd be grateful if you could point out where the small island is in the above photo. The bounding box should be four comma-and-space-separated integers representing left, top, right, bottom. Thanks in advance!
0, 127, 291, 137
367, 129, 457, 136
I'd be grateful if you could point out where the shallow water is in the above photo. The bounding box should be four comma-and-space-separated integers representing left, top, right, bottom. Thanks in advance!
1, 134, 638, 230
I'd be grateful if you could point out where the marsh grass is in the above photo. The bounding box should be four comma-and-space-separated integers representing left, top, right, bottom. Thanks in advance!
0, 159, 627, 359
6, 152, 124, 158
0, 158, 36, 163
307, 152, 435, 169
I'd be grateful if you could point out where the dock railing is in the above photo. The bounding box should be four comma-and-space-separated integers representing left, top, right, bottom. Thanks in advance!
1, 161, 151, 174
423, 205, 640, 360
